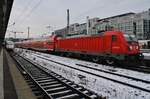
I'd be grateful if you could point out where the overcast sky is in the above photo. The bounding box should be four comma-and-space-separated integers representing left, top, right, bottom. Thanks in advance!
6, 0, 150, 38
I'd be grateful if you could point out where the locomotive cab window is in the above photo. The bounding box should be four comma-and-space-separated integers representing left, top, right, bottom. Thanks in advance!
124, 34, 137, 42
112, 35, 117, 41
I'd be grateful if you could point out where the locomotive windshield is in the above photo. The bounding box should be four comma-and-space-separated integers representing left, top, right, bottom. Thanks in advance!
124, 34, 137, 42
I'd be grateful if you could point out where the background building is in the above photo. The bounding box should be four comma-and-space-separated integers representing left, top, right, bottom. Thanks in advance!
55, 9, 150, 40
95, 13, 135, 35
95, 9, 150, 40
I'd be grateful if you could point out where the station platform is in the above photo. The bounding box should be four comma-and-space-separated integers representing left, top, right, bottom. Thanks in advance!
0, 47, 37, 99
0, 47, 4, 99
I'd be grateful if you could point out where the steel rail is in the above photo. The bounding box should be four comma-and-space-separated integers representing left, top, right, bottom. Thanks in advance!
32, 53, 150, 93
33, 53, 150, 84
12, 53, 99, 99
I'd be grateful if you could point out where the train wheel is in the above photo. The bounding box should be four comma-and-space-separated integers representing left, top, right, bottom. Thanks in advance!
92, 56, 99, 62
60, 53, 65, 57
106, 59, 114, 65
66, 53, 72, 57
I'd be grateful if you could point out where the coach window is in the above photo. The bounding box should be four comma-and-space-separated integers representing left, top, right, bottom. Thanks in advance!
112, 35, 117, 41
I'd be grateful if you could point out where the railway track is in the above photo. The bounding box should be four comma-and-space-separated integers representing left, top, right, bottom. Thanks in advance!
33, 50, 150, 73
26, 52, 150, 94
12, 53, 100, 99
119, 65, 150, 73
33, 51, 150, 74
19, 48, 150, 73
34, 52, 150, 84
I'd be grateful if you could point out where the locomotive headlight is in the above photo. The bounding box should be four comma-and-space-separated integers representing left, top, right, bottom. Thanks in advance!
129, 46, 133, 50
136, 46, 139, 50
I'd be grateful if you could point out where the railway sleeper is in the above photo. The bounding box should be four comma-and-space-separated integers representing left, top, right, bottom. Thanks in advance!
29, 85, 38, 89
52, 92, 79, 99
49, 90, 72, 96
31, 86, 39, 90
43, 84, 63, 90
46, 86, 67, 92
40, 81, 59, 86
27, 81, 34, 85
37, 79, 55, 83
36, 95, 44, 99
55, 93, 80, 99
34, 77, 52, 81
33, 90, 42, 96
33, 76, 49, 79
43, 84, 62, 89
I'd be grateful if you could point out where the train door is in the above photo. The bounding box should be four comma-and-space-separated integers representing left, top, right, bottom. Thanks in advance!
103, 34, 112, 53
103, 35, 119, 53
111, 35, 119, 53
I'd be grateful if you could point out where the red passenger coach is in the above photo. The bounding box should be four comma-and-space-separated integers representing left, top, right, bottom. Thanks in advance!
30, 35, 56, 51
15, 35, 57, 52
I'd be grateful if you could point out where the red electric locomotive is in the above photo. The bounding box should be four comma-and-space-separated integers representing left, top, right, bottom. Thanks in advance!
15, 31, 143, 64
55, 31, 143, 64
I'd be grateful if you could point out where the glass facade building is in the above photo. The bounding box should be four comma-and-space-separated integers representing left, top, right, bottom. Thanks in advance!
94, 9, 150, 40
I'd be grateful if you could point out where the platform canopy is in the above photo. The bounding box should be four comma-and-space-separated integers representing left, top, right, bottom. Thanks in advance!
0, 0, 14, 44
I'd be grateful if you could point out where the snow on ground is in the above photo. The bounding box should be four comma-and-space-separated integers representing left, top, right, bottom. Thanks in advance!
143, 53, 150, 60
29, 53, 150, 89
14, 48, 150, 99
32, 50, 150, 82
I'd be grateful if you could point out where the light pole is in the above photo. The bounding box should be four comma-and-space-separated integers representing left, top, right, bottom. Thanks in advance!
46, 25, 54, 35
7, 22, 15, 38
8, 31, 23, 38
27, 27, 30, 39
86, 16, 89, 35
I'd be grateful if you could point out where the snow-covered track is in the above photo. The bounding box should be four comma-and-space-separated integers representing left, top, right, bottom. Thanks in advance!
33, 50, 150, 73
32, 53, 150, 94
76, 64, 150, 84
12, 53, 100, 99
118, 65, 150, 73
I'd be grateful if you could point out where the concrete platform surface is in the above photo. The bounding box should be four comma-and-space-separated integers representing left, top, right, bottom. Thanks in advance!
5, 50, 37, 99
0, 47, 37, 99
0, 47, 4, 99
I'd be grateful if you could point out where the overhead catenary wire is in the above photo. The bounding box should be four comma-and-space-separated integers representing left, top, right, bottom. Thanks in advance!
7, 0, 42, 37
15, 0, 36, 24
72, 0, 123, 23
18, 0, 43, 26
71, 1, 102, 23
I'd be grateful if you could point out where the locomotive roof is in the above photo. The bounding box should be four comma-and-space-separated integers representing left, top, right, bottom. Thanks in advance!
63, 31, 123, 39
17, 35, 56, 43
64, 31, 105, 39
